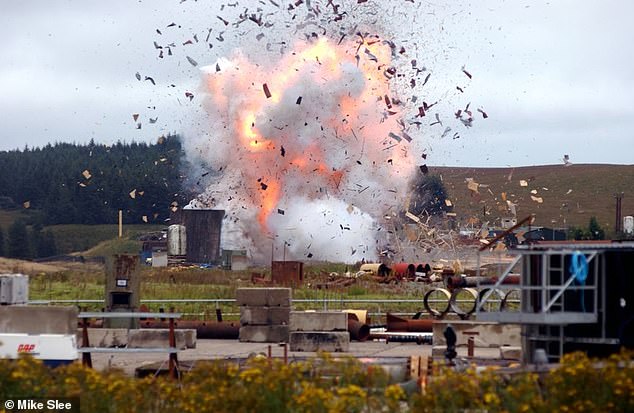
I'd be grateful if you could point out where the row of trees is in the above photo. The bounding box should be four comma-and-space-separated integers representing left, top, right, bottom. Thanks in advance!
0, 221, 57, 260
0, 135, 190, 225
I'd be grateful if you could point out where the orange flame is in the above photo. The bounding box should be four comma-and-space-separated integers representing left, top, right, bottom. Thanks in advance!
206, 36, 408, 232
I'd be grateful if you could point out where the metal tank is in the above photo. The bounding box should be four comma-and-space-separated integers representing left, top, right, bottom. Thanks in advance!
167, 224, 187, 256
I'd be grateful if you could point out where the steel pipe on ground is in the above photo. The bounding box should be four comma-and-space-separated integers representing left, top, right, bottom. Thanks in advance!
139, 320, 240, 339
386, 313, 433, 332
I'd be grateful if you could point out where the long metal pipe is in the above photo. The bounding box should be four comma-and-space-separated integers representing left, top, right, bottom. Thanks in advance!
386, 313, 433, 332
138, 319, 240, 339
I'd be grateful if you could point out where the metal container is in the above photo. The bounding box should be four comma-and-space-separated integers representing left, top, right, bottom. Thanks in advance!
624, 216, 634, 235
0, 274, 29, 305
178, 209, 225, 264
167, 224, 187, 256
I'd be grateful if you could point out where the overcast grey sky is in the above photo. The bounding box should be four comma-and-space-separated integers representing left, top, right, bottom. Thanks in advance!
1, 0, 632, 167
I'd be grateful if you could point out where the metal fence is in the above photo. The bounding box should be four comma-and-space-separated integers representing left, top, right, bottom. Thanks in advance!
28, 293, 518, 320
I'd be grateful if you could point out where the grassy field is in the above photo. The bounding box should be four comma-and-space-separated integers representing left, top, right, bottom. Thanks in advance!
434, 164, 634, 234
25, 262, 433, 320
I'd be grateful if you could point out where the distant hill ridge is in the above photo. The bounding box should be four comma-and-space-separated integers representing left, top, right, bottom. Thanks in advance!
430, 164, 634, 233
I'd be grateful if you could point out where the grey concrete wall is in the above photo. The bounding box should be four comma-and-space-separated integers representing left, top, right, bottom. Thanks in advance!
77, 328, 196, 349
236, 288, 291, 307
290, 311, 347, 332
0, 306, 77, 334
240, 307, 290, 326
238, 325, 289, 343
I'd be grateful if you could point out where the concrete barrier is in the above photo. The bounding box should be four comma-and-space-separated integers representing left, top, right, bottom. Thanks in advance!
289, 331, 350, 352
239, 325, 289, 343
128, 329, 196, 350
0, 306, 77, 335
290, 311, 347, 332
236, 288, 291, 307
500, 345, 522, 360
77, 328, 197, 349
77, 328, 128, 348
240, 307, 290, 326
432, 320, 521, 348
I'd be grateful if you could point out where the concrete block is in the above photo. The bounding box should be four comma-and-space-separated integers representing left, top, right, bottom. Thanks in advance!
239, 325, 289, 343
0, 306, 77, 334
236, 288, 268, 306
500, 345, 522, 360
432, 321, 521, 348
77, 328, 128, 348
289, 331, 350, 352
236, 288, 292, 307
290, 311, 347, 331
128, 329, 196, 350
240, 307, 269, 326
269, 307, 291, 325
266, 288, 292, 307
240, 306, 291, 326
431, 345, 446, 357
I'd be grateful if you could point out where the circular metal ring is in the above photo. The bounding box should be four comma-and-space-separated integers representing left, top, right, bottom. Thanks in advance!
449, 287, 479, 318
423, 288, 451, 318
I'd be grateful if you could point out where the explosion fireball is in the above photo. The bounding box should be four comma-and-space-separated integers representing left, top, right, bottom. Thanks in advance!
192, 36, 417, 263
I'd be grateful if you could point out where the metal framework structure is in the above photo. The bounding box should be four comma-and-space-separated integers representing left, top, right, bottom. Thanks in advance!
475, 242, 634, 363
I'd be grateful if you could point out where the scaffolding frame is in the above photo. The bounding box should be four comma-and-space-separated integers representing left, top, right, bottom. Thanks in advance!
475, 245, 611, 363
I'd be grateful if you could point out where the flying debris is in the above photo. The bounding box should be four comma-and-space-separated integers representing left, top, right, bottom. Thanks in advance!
186, 56, 198, 66
144, 76, 156, 85
263, 83, 272, 98
461, 66, 472, 79
217, 16, 230, 26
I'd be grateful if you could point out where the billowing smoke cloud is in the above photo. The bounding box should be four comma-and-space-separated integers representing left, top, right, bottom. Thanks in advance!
188, 37, 417, 263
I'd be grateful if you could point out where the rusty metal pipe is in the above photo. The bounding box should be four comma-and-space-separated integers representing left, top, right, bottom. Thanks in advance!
446, 275, 520, 289
348, 319, 370, 342
386, 313, 433, 332
138, 319, 239, 339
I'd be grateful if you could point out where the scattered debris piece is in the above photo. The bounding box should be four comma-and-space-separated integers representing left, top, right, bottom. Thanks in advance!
263, 83, 272, 98
186, 56, 198, 66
